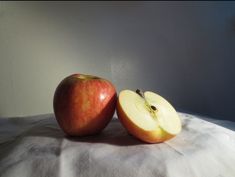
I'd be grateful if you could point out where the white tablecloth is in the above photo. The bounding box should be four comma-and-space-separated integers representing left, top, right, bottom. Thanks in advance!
0, 112, 235, 177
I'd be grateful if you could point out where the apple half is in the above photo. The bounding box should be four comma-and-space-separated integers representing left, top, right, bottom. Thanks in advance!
116, 90, 181, 143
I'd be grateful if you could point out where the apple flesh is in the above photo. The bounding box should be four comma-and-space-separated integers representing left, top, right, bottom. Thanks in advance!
116, 90, 181, 143
53, 73, 117, 136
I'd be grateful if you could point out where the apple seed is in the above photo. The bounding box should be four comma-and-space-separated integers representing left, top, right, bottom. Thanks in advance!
151, 105, 157, 111
136, 89, 158, 115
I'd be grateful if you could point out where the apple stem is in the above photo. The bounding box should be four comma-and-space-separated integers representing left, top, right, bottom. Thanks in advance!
136, 89, 144, 99
136, 89, 158, 118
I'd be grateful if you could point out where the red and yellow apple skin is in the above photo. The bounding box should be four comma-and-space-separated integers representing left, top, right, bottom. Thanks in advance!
53, 73, 117, 136
117, 99, 174, 143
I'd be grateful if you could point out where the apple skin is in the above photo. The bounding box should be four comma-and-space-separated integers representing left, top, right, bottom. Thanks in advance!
53, 73, 117, 136
116, 99, 175, 143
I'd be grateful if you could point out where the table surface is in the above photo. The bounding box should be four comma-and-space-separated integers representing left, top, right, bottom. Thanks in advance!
0, 112, 235, 177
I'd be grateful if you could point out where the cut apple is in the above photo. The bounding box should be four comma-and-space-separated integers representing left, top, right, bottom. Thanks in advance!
116, 90, 181, 143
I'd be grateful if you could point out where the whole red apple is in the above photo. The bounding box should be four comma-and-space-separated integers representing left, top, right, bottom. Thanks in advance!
53, 73, 117, 136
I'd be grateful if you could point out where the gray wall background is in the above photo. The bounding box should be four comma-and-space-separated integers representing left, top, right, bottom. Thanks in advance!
0, 2, 235, 121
